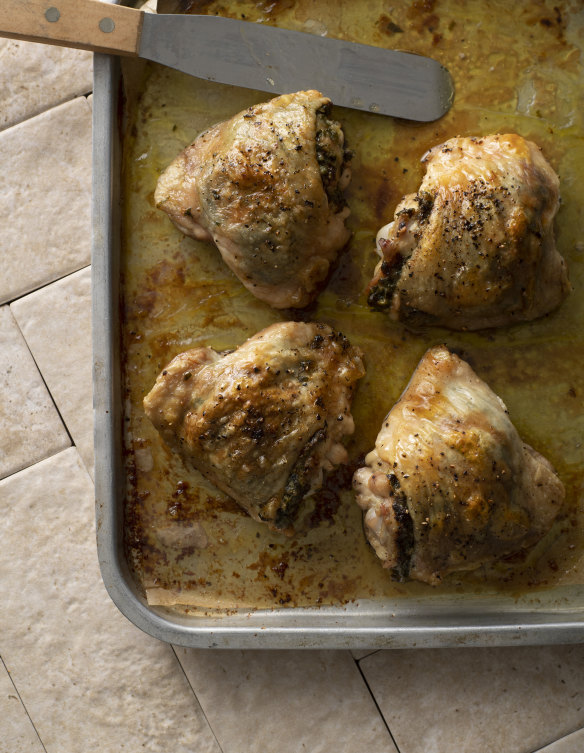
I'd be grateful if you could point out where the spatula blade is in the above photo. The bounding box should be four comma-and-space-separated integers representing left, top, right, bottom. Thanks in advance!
140, 14, 454, 121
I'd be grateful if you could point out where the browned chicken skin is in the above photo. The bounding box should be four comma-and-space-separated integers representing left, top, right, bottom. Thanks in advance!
154, 90, 351, 309
368, 134, 570, 330
144, 322, 365, 532
353, 346, 564, 584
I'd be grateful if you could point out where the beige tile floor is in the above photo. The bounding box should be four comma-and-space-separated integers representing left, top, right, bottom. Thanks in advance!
1, 36, 584, 753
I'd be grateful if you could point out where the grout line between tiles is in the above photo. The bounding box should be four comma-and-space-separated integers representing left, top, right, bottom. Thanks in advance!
6, 308, 75, 449
527, 726, 584, 753
355, 649, 381, 662
0, 452, 64, 485
0, 89, 93, 138
0, 654, 49, 753
355, 656, 402, 753
2, 263, 92, 308
170, 646, 226, 753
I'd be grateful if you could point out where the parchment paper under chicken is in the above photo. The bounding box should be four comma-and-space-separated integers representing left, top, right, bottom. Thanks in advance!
144, 321, 365, 532
154, 90, 351, 309
368, 133, 570, 330
353, 345, 564, 584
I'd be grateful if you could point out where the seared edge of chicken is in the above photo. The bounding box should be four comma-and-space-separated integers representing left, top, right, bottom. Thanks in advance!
144, 321, 365, 532
368, 134, 570, 330
154, 90, 352, 309
353, 345, 565, 584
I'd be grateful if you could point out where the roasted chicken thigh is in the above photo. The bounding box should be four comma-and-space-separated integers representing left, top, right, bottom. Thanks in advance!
144, 322, 365, 532
368, 134, 570, 329
154, 90, 351, 309
353, 346, 564, 584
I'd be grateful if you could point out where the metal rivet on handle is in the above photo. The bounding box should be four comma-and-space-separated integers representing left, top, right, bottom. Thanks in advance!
45, 7, 60, 22
99, 17, 116, 33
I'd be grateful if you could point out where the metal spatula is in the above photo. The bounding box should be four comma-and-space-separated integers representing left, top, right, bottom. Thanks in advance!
0, 0, 454, 121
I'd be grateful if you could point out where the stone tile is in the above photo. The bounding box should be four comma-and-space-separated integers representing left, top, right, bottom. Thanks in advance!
176, 648, 396, 753
0, 40, 92, 132
360, 646, 584, 753
0, 448, 221, 753
0, 305, 69, 479
0, 96, 92, 304
0, 660, 44, 753
535, 728, 584, 753
12, 267, 94, 477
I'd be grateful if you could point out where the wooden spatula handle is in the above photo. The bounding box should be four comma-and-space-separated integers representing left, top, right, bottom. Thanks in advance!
0, 0, 143, 55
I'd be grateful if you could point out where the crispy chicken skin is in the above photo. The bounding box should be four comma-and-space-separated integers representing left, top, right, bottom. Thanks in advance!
144, 322, 365, 532
154, 90, 351, 309
353, 346, 564, 584
368, 134, 570, 330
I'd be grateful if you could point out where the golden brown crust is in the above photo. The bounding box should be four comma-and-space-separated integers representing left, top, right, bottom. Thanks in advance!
353, 346, 565, 584
144, 321, 365, 531
368, 134, 571, 330
154, 90, 351, 308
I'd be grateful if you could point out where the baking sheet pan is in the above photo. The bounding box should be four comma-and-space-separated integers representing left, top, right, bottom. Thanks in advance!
93, 0, 584, 647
